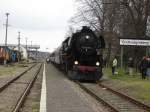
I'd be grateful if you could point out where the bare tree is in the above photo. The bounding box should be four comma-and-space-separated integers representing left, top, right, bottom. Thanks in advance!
70, 0, 122, 63
70, 0, 106, 34
72, 0, 150, 36
70, 0, 150, 65
147, 16, 150, 36
121, 0, 150, 37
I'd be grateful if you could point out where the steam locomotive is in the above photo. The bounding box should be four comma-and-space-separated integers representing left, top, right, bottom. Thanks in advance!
49, 26, 105, 81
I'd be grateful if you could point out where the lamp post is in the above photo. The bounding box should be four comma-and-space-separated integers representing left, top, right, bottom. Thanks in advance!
4, 13, 10, 65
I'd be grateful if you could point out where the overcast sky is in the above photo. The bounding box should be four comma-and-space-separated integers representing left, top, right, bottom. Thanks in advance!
0, 0, 76, 52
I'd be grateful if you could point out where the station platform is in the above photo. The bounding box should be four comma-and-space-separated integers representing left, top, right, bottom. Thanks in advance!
44, 63, 96, 112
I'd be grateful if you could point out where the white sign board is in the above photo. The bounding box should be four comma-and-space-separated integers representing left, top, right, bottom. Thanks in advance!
120, 39, 150, 46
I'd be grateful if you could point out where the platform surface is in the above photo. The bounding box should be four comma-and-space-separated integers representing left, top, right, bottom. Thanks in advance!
45, 63, 95, 112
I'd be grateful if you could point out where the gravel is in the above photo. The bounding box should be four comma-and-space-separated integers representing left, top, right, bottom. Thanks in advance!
0, 63, 41, 112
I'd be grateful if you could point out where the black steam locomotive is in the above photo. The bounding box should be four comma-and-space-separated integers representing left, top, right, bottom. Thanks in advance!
50, 26, 105, 81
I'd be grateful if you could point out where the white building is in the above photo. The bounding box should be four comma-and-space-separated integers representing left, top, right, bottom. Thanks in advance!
14, 45, 28, 60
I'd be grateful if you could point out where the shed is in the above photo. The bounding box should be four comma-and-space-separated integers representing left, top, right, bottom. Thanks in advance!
14, 45, 28, 60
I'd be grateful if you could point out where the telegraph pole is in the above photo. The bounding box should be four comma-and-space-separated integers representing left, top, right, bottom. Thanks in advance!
17, 32, 21, 62
31, 41, 32, 48
18, 32, 21, 52
25, 37, 28, 60
5, 13, 9, 47
35, 44, 38, 62
26, 37, 28, 50
4, 13, 10, 65
29, 41, 32, 58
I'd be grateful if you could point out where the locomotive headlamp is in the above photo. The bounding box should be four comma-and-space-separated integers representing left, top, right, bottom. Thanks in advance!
85, 35, 90, 39
74, 61, 78, 65
96, 62, 100, 66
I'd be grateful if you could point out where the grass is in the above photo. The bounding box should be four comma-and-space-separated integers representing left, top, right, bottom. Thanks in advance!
102, 67, 150, 104
0, 64, 29, 77
0, 65, 17, 76
32, 102, 40, 112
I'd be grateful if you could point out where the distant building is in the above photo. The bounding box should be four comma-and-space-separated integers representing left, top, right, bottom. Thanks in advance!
28, 50, 50, 60
14, 45, 28, 60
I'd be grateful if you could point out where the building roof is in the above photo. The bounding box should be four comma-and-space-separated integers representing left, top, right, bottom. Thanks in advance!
0, 44, 40, 49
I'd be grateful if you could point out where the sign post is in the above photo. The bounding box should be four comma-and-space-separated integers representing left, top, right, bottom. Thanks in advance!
120, 39, 150, 68
120, 46, 123, 68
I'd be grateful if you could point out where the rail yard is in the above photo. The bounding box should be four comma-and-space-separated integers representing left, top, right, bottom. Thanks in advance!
0, 26, 150, 112
0, 0, 150, 112
0, 59, 149, 112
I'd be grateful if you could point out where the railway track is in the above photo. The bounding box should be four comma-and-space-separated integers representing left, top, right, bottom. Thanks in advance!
0, 63, 43, 112
76, 82, 150, 112
0, 63, 37, 92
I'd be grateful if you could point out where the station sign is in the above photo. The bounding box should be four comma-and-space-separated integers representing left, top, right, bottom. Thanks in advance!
120, 39, 150, 46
